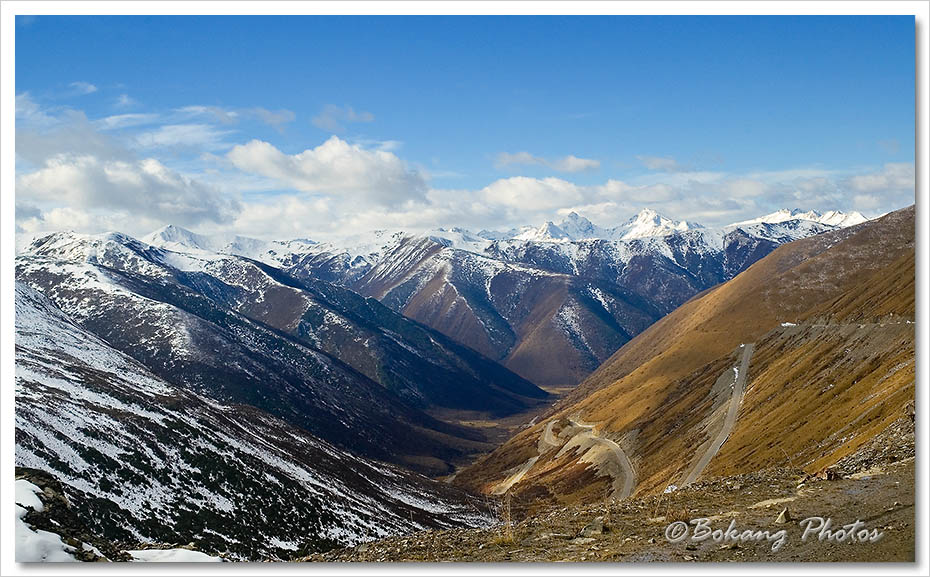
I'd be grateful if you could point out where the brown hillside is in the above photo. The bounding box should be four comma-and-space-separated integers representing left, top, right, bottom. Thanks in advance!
454, 206, 915, 507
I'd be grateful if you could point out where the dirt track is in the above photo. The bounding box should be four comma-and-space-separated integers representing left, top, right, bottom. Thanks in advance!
566, 417, 637, 499
682, 343, 754, 486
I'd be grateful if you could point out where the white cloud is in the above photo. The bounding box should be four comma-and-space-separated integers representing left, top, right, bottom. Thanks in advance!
597, 179, 677, 203
135, 123, 234, 150
551, 155, 601, 173
16, 206, 170, 238
495, 151, 600, 173
845, 162, 914, 193
637, 155, 681, 172
171, 105, 297, 132
15, 92, 56, 126
311, 104, 375, 133
495, 151, 545, 169
175, 105, 240, 124
13, 94, 915, 241
16, 154, 240, 234
723, 178, 768, 198
69, 81, 98, 95
851, 194, 882, 211
480, 176, 585, 211
97, 113, 161, 130
115, 93, 137, 108
231, 194, 333, 240
632, 170, 726, 188
743, 167, 839, 182
16, 110, 131, 166
249, 107, 296, 131
227, 136, 427, 207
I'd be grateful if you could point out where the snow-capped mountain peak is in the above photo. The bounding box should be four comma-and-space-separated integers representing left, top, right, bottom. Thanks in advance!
496, 209, 700, 243
613, 208, 701, 240
731, 208, 868, 228
145, 224, 204, 247
143, 224, 279, 257
514, 221, 573, 242
555, 212, 603, 240
817, 210, 869, 227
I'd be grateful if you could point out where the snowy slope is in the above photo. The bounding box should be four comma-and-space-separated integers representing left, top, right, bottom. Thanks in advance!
17, 232, 546, 475
15, 282, 493, 560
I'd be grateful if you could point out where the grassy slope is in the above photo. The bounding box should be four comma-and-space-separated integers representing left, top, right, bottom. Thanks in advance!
455, 206, 915, 505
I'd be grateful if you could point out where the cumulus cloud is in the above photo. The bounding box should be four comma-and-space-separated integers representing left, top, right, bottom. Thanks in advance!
495, 151, 600, 173
16, 154, 240, 234
311, 104, 375, 133
231, 195, 334, 240
480, 176, 585, 210
16, 206, 172, 239
13, 95, 915, 242
227, 136, 427, 206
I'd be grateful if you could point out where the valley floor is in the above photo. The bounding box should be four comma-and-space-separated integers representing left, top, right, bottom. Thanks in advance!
305, 457, 915, 563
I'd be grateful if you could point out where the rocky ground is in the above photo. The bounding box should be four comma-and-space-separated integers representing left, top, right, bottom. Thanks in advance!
17, 416, 916, 563
15, 468, 131, 562
305, 455, 915, 563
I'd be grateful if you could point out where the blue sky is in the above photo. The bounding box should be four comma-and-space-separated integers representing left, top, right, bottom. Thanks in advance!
15, 15, 916, 240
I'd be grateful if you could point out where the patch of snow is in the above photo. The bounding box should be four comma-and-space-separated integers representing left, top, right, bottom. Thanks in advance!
15, 480, 77, 562
128, 549, 223, 562
15, 479, 45, 512
267, 538, 299, 551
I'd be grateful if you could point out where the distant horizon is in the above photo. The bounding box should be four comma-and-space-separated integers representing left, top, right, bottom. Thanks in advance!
15, 203, 904, 253
15, 16, 916, 241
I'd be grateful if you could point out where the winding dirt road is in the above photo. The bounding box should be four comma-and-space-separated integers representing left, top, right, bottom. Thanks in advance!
492, 415, 637, 499
567, 416, 637, 499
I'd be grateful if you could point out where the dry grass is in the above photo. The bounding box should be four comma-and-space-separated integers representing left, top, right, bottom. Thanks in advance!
458, 206, 915, 505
